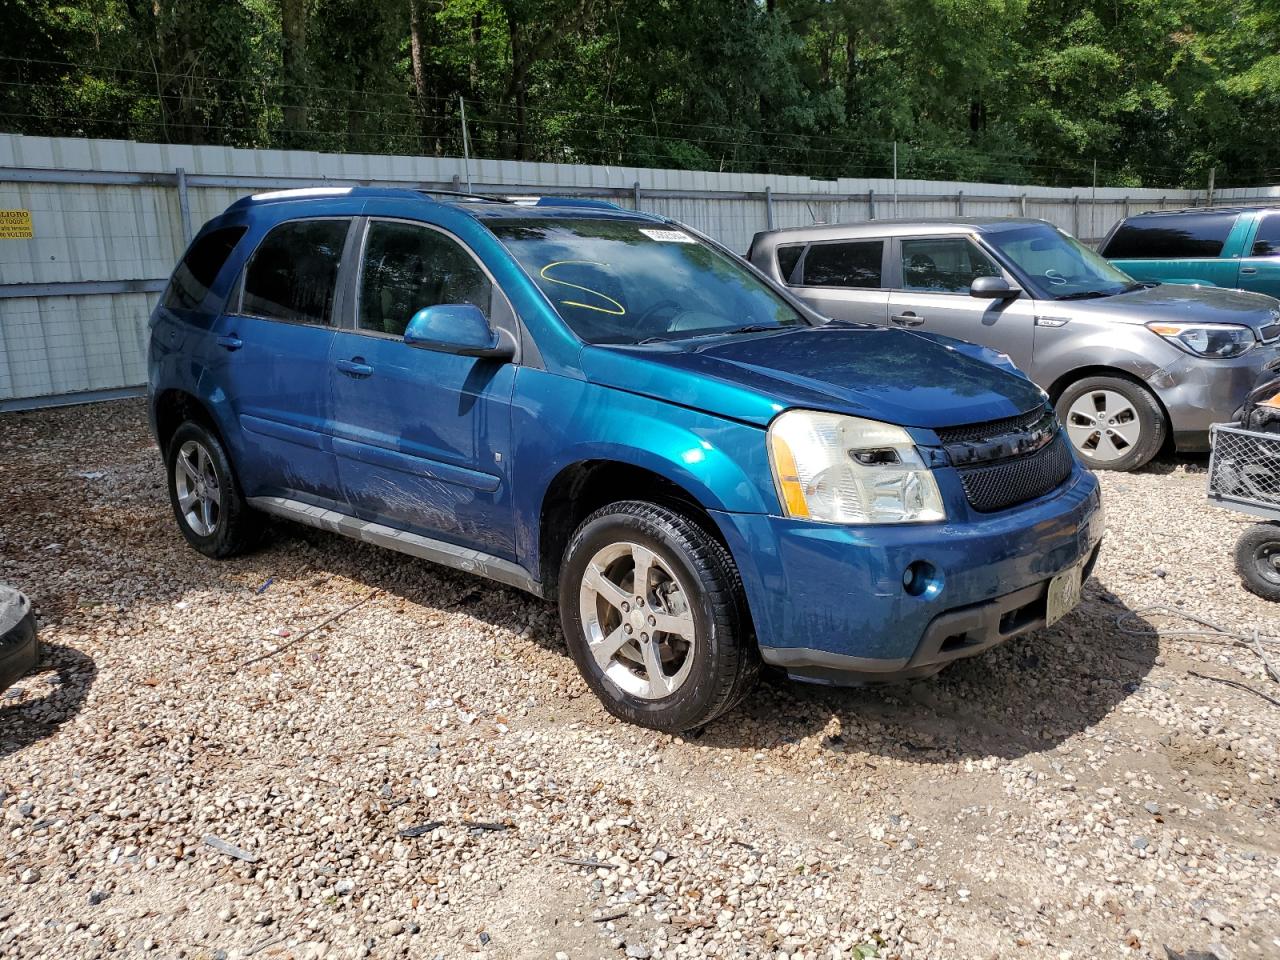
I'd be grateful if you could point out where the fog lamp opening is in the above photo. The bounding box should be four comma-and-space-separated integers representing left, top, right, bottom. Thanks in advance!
903, 560, 943, 598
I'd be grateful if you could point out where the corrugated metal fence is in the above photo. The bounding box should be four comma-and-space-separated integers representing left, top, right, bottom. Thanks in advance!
2, 133, 1278, 408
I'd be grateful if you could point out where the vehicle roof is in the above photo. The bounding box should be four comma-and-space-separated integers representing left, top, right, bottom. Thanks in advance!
1125, 204, 1280, 219
753, 217, 1052, 244
225, 185, 660, 223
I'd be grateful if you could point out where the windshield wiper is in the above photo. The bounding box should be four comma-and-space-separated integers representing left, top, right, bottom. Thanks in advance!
724, 323, 781, 335
1054, 290, 1112, 301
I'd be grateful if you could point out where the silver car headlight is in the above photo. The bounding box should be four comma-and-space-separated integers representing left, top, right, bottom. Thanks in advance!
1147, 321, 1255, 359
767, 410, 946, 524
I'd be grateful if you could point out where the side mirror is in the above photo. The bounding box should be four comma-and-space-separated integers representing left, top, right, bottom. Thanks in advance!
404, 304, 515, 360
970, 276, 1021, 300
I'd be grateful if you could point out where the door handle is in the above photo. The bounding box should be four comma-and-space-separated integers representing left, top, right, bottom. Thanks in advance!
335, 357, 374, 378
1240, 267, 1258, 276
891, 312, 924, 327
215, 334, 243, 351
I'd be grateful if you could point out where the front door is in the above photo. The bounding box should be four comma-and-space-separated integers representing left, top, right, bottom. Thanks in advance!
213, 217, 356, 503
1237, 212, 1280, 299
328, 218, 518, 559
886, 235, 1037, 373
787, 237, 890, 323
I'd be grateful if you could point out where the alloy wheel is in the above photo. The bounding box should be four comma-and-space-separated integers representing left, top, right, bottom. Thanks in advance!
1065, 389, 1141, 462
174, 439, 221, 537
578, 540, 697, 699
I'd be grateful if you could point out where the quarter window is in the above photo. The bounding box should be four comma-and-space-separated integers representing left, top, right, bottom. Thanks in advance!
1102, 213, 1237, 259
802, 240, 884, 288
163, 226, 246, 311
1252, 214, 1280, 257
358, 221, 492, 337
242, 219, 349, 325
899, 238, 1000, 293
776, 245, 804, 284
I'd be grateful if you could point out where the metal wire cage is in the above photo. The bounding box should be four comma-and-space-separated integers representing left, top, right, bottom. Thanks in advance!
1207, 423, 1280, 518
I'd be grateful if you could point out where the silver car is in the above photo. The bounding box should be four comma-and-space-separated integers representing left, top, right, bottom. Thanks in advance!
748, 218, 1280, 471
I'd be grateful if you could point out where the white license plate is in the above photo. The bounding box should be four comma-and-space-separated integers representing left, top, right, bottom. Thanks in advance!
1046, 560, 1084, 627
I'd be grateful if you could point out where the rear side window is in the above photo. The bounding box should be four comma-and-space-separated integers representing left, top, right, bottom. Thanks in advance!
241, 219, 350, 325
162, 226, 246, 311
1102, 213, 1236, 259
802, 240, 884, 288
1253, 214, 1280, 257
776, 245, 804, 283
357, 221, 492, 337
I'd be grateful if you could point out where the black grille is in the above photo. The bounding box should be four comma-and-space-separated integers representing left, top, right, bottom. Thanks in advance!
957, 433, 1074, 512
935, 406, 1049, 445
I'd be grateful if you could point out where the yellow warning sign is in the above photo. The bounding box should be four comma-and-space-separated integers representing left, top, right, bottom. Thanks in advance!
0, 209, 34, 239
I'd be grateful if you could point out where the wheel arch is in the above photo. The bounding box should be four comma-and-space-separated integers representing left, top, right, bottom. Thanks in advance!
1046, 365, 1173, 426
152, 388, 227, 457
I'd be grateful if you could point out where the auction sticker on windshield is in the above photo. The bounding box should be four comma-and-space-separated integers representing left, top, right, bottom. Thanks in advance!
1046, 558, 1084, 627
639, 228, 695, 243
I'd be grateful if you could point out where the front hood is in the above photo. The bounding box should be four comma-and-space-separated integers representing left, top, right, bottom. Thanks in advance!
1062, 284, 1280, 332
580, 324, 1046, 429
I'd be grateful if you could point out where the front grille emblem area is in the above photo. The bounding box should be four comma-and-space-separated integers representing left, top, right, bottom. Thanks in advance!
942, 410, 1060, 467
935, 408, 1074, 513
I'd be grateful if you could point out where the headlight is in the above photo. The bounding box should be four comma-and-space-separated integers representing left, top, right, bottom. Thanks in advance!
1147, 322, 1256, 358
767, 410, 946, 524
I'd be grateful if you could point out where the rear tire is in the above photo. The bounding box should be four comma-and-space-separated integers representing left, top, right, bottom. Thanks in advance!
1236, 523, 1280, 602
165, 421, 261, 559
1056, 375, 1166, 472
558, 500, 758, 732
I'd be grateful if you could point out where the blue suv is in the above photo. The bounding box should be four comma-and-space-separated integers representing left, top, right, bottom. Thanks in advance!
148, 188, 1104, 731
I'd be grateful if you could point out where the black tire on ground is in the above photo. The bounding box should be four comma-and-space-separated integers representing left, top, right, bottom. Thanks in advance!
558, 500, 759, 732
165, 421, 261, 559
1055, 375, 1167, 472
0, 584, 40, 693
1235, 523, 1280, 602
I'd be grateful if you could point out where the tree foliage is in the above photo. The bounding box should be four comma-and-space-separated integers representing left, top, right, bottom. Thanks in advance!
1, 0, 1276, 186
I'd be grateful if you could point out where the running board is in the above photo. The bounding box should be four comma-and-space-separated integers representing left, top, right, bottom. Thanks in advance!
248, 496, 540, 595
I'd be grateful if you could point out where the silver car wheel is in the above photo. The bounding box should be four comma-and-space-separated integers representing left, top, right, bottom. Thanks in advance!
1065, 389, 1141, 462
578, 540, 697, 700
174, 439, 221, 537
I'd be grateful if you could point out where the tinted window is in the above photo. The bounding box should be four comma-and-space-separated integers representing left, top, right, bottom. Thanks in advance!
899, 238, 999, 293
163, 226, 246, 311
1253, 214, 1280, 257
802, 240, 884, 288
1102, 213, 1236, 259
242, 219, 349, 325
776, 244, 803, 283
358, 221, 492, 337
490, 218, 806, 345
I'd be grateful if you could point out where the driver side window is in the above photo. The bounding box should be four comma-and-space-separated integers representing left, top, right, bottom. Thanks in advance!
358, 220, 492, 337
900, 238, 999, 293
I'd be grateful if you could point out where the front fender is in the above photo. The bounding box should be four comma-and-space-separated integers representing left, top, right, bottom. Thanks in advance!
1034, 324, 1172, 394
510, 368, 776, 570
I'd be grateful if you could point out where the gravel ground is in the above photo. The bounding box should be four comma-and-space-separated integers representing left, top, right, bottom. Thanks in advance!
1, 398, 1277, 960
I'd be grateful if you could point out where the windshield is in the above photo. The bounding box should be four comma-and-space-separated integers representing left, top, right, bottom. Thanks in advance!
984, 224, 1136, 300
489, 217, 808, 344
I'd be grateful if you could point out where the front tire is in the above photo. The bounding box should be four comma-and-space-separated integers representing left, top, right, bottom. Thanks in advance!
558, 501, 758, 732
1056, 375, 1166, 471
165, 421, 261, 559
1236, 523, 1280, 602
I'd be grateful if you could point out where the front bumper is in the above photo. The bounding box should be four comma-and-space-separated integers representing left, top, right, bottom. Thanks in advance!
711, 466, 1103, 683
1152, 344, 1280, 453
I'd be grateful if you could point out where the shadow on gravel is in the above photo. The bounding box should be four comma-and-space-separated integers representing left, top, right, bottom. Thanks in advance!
696, 577, 1160, 761
0, 644, 97, 759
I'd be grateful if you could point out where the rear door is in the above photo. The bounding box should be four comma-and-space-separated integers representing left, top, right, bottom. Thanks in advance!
215, 216, 356, 503
886, 235, 1037, 372
784, 237, 890, 323
1237, 212, 1280, 299
327, 217, 518, 559
1101, 212, 1240, 287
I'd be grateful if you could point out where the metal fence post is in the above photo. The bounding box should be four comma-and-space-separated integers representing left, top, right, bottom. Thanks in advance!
956, 191, 964, 216
175, 167, 193, 244
764, 186, 775, 231
633, 180, 642, 211
868, 188, 876, 221
1019, 193, 1027, 217
1072, 195, 1080, 237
